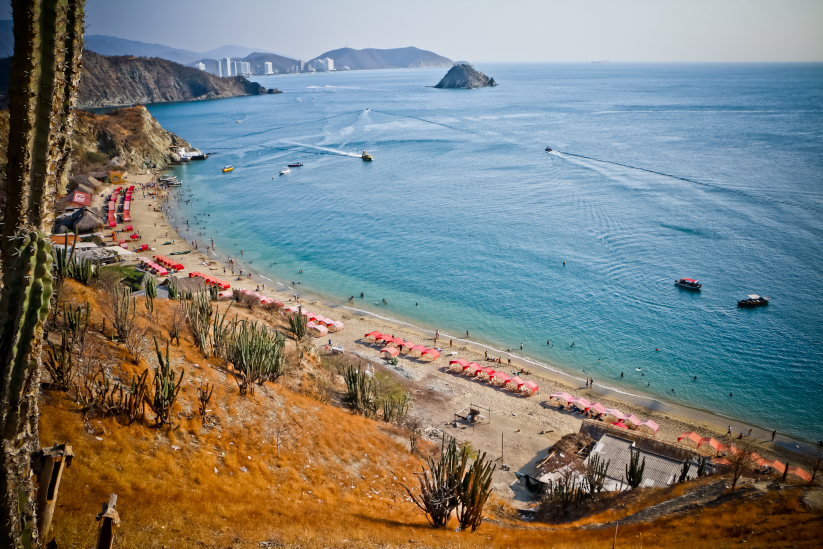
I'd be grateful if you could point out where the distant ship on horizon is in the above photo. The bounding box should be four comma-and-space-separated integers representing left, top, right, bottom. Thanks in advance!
592, 60, 611, 64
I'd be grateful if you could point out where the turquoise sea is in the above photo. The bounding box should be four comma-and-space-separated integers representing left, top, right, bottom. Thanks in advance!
148, 63, 823, 443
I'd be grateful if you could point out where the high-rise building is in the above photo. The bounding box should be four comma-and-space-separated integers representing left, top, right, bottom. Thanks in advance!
195, 62, 206, 71
239, 61, 251, 76
222, 57, 232, 77
264, 61, 273, 75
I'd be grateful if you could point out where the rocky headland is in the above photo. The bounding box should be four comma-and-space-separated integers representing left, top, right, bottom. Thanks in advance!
434, 63, 497, 89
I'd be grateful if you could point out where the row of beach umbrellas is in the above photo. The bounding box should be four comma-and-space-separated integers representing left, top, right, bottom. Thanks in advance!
137, 257, 168, 276
677, 432, 812, 481
449, 358, 539, 395
188, 271, 231, 290
364, 332, 441, 361
549, 392, 660, 434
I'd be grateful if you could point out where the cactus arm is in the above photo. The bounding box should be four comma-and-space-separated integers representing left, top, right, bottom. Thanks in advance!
52, 0, 84, 193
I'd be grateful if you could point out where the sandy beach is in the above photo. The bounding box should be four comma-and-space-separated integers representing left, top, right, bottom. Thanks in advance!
112, 171, 816, 478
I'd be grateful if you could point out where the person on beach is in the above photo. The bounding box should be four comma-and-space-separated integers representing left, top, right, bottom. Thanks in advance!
772, 430, 776, 441
520, 343, 523, 350
748, 429, 752, 436
466, 330, 470, 338
621, 372, 624, 377
728, 426, 732, 436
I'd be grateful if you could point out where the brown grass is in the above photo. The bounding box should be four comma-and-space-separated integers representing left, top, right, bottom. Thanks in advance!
38, 282, 823, 548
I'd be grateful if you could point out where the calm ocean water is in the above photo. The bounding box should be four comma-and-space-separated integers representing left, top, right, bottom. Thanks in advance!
148, 63, 823, 442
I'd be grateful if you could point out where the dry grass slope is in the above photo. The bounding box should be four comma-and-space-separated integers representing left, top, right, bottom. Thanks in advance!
40, 281, 823, 548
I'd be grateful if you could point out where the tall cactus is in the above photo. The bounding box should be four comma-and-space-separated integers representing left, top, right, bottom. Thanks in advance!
145, 338, 184, 426
625, 449, 647, 489
456, 450, 496, 532
288, 306, 308, 341
0, 3, 84, 543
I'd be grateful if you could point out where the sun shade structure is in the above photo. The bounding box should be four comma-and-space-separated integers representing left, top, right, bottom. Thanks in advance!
381, 347, 399, 359
506, 376, 525, 389
678, 432, 703, 445
612, 421, 628, 429
449, 358, 469, 369
636, 419, 660, 434
492, 372, 511, 384
569, 396, 592, 409
465, 363, 482, 375
760, 460, 786, 474
697, 438, 726, 451
523, 380, 539, 394
787, 467, 811, 482
421, 349, 440, 361
409, 345, 427, 357
549, 392, 573, 403
585, 402, 607, 414
309, 324, 328, 337
603, 408, 627, 422
624, 414, 643, 429
364, 332, 381, 342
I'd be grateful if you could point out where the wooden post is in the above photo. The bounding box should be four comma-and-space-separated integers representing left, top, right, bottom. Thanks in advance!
501, 432, 504, 462
95, 494, 120, 549
35, 444, 74, 539
613, 521, 618, 549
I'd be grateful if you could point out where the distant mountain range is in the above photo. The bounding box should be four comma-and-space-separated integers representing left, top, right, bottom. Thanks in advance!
309, 47, 453, 70
0, 24, 452, 74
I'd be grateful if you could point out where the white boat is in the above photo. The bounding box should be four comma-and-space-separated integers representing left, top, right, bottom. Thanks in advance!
280, 167, 291, 175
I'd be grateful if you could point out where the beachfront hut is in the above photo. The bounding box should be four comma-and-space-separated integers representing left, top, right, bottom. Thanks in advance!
569, 396, 591, 411
449, 358, 469, 371
409, 345, 427, 358
624, 414, 643, 429
787, 467, 812, 482
548, 392, 573, 405
697, 438, 726, 452
585, 402, 607, 415
364, 332, 381, 342
491, 372, 511, 386
309, 324, 329, 337
677, 432, 702, 446
603, 408, 627, 423
523, 380, 539, 395
421, 349, 440, 361
636, 419, 659, 434
760, 459, 786, 474
381, 347, 400, 359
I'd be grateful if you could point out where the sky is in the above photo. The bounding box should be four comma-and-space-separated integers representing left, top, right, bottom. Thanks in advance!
78, 0, 823, 62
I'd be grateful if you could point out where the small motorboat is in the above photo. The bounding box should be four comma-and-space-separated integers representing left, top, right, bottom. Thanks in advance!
738, 294, 770, 308
675, 277, 702, 290
545, 147, 553, 152
362, 150, 373, 161
288, 162, 303, 168
222, 165, 233, 173
280, 167, 291, 175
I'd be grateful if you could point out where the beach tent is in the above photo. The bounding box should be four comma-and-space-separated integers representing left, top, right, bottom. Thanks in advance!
678, 432, 703, 446
492, 372, 511, 385
449, 358, 469, 370
760, 460, 786, 474
465, 363, 482, 376
697, 438, 725, 452
612, 421, 629, 429
585, 402, 607, 415
481, 367, 496, 379
787, 467, 812, 482
375, 334, 388, 344
309, 324, 329, 337
409, 345, 427, 358
421, 349, 440, 361
523, 380, 539, 394
624, 414, 643, 429
285, 306, 300, 314
327, 321, 344, 333
384, 337, 400, 348
381, 347, 400, 359
506, 376, 525, 390
636, 419, 660, 434
364, 332, 381, 342
569, 396, 591, 409
603, 408, 627, 422
398, 341, 415, 352
549, 392, 573, 404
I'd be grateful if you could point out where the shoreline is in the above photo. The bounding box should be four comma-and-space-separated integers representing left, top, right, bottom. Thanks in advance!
131, 174, 816, 462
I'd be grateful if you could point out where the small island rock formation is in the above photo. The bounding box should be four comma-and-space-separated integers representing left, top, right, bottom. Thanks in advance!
434, 63, 497, 89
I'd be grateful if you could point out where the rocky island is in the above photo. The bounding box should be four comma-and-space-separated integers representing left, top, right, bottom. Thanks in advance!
434, 63, 497, 89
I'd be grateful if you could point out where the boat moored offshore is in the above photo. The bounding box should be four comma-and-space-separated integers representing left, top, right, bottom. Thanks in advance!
280, 167, 291, 175
675, 277, 702, 290
738, 294, 770, 308
222, 165, 233, 173
362, 150, 373, 161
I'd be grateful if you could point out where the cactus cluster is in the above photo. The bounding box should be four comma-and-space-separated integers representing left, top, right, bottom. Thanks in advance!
583, 454, 610, 494
145, 338, 184, 426
288, 306, 308, 340
144, 274, 157, 315
344, 365, 377, 417
543, 476, 587, 516
226, 320, 285, 395
625, 449, 647, 489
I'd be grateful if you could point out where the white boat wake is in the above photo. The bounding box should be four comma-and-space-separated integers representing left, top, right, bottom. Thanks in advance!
278, 140, 362, 158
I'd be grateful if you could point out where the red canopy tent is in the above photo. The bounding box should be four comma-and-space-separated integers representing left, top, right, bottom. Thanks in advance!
585, 402, 607, 415
697, 438, 726, 452
677, 432, 703, 446
637, 419, 660, 434
787, 467, 811, 482
449, 358, 469, 369
492, 372, 511, 384
760, 459, 786, 474
421, 349, 440, 361
612, 421, 628, 429
381, 347, 400, 359
465, 363, 482, 375
549, 392, 573, 403
507, 376, 525, 389
524, 380, 539, 394
364, 332, 381, 342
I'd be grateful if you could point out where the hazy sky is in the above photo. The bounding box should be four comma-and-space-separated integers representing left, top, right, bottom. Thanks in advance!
80, 0, 823, 62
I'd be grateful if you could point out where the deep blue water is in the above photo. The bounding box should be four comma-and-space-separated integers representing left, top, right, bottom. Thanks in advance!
148, 63, 823, 442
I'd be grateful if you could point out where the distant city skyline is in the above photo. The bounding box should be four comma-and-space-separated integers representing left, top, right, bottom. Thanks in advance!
77, 0, 823, 63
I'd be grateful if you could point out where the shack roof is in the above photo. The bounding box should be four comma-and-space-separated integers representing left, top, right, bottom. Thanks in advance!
586, 434, 697, 489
